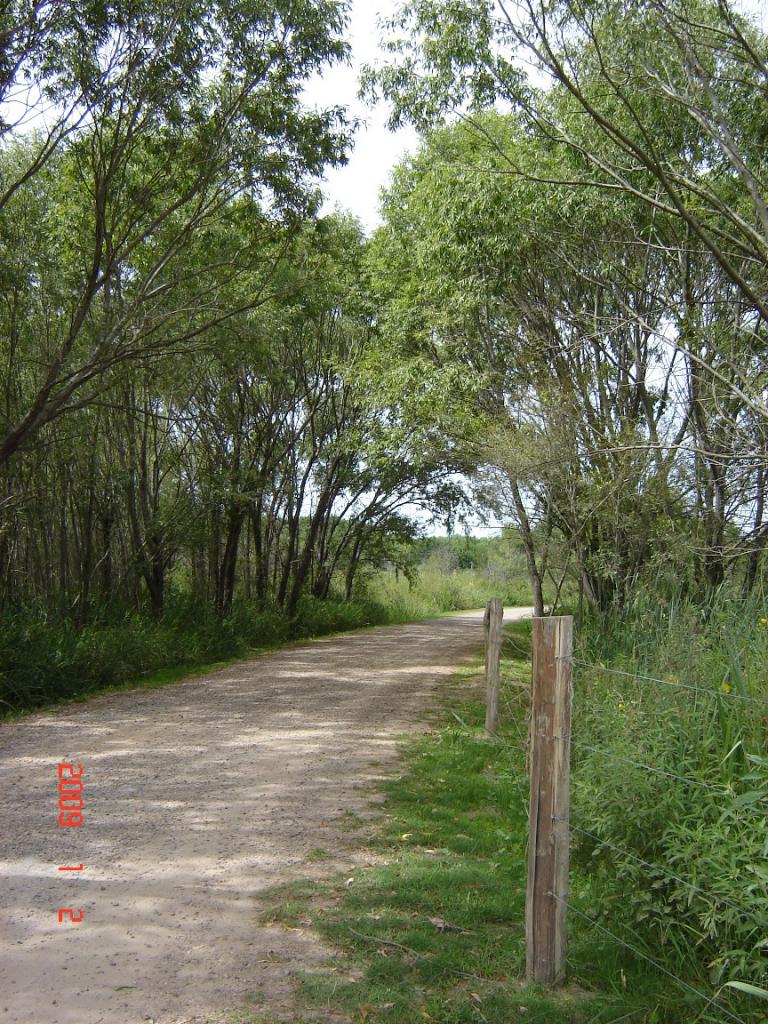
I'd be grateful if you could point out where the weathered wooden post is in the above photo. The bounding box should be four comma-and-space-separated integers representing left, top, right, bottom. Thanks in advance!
484, 598, 503, 736
525, 615, 573, 985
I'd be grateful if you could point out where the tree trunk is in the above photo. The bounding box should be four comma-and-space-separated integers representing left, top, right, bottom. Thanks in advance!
286, 473, 338, 617
217, 509, 244, 616
510, 478, 546, 616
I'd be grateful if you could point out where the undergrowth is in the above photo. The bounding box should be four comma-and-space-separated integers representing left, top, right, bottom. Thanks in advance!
0, 561, 531, 715
0, 594, 386, 715
572, 587, 768, 998
367, 561, 538, 618
253, 610, 763, 1024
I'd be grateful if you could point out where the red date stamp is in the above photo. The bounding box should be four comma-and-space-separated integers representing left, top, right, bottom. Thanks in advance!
56, 762, 85, 924
57, 762, 84, 827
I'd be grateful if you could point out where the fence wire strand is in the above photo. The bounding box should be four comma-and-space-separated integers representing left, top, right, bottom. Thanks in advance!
549, 894, 748, 1024
570, 824, 757, 921
568, 658, 768, 710
499, 689, 530, 816
571, 741, 728, 792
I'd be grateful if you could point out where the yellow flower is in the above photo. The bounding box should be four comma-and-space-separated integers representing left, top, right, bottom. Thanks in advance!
759, 617, 768, 627
721, 681, 732, 694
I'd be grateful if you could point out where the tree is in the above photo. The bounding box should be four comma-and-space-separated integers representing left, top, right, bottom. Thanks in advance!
0, 0, 351, 465
367, 0, 768, 318
368, 108, 768, 606
364, 0, 768, 600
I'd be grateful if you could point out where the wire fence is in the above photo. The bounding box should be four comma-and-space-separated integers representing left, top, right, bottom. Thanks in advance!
548, 895, 749, 1024
570, 741, 729, 792
569, 824, 756, 921
568, 657, 768, 710
490, 632, 766, 1024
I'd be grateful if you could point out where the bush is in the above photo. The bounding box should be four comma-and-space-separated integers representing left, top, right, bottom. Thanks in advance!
0, 596, 360, 715
570, 586, 768, 991
291, 595, 389, 638
0, 551, 535, 717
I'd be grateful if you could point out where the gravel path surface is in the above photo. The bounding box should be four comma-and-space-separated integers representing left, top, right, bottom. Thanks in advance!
1, 608, 531, 1024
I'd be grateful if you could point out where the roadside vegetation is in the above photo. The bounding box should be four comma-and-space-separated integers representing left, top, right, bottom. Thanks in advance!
571, 587, 768, 1001
258, 612, 765, 1024
0, 535, 533, 715
0, 0, 766, 1017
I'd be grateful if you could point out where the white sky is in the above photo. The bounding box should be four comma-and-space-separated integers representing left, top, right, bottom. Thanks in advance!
308, 0, 766, 235
306, 1, 419, 233
307, 0, 766, 536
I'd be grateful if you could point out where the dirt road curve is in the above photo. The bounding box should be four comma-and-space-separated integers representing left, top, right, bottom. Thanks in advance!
1, 609, 530, 1024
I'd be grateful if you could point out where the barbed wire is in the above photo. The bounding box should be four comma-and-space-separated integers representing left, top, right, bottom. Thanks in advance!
572, 741, 728, 792
570, 825, 757, 921
548, 895, 748, 1024
567, 658, 768, 710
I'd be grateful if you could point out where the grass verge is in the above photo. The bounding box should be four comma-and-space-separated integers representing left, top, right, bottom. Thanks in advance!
0, 570, 530, 717
253, 618, 756, 1024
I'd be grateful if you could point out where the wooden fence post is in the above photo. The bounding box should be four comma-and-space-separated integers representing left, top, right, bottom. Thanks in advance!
525, 615, 573, 986
484, 598, 503, 736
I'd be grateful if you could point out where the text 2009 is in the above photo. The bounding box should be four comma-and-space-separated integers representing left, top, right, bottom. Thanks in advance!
57, 762, 84, 826
57, 762, 85, 925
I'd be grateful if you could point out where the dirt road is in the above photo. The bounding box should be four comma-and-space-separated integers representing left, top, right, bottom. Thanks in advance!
0, 609, 530, 1024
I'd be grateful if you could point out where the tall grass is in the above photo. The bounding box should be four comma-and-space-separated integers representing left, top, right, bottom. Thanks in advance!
0, 597, 291, 714
0, 557, 534, 716
367, 557, 534, 619
571, 586, 768, 996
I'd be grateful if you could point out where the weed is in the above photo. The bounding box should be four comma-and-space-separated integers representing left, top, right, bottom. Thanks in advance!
307, 848, 331, 862
248, 615, 763, 1023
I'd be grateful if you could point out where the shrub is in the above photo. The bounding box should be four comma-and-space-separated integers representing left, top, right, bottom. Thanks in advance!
571, 586, 768, 989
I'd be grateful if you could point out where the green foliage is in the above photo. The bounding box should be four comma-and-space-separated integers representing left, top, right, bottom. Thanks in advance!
0, 597, 289, 713
256, 631, 759, 1022
290, 595, 384, 638
369, 568, 490, 619
572, 588, 768, 992
0, 0, 352, 464
367, 2, 768, 613
365, 536, 536, 619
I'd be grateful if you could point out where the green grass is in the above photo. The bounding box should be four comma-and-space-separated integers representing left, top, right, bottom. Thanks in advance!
252, 616, 760, 1024
306, 847, 332, 862
367, 564, 536, 621
0, 556, 536, 718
